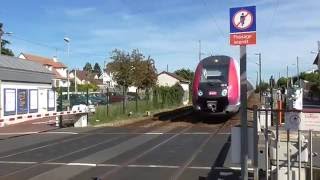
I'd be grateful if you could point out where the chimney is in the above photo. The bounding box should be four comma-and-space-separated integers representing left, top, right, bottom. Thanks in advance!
53, 56, 58, 62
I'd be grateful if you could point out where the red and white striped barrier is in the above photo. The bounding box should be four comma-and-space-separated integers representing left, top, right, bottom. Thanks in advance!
0, 110, 88, 127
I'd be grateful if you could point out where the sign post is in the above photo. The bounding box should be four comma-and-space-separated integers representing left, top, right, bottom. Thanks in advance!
230, 6, 256, 180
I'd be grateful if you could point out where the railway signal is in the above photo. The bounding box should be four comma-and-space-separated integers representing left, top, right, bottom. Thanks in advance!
230, 5, 256, 180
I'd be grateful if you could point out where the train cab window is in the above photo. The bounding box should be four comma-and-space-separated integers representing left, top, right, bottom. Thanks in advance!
201, 66, 228, 83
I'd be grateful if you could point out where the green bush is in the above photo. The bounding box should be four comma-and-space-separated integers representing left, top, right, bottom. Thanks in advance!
90, 84, 185, 125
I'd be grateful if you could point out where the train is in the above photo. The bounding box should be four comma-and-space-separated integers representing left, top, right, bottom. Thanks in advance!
192, 55, 241, 114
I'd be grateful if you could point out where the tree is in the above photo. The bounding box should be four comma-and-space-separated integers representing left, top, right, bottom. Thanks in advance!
277, 77, 288, 87
93, 63, 102, 77
255, 81, 269, 93
107, 49, 133, 88
83, 62, 93, 72
1, 39, 14, 56
131, 49, 157, 89
174, 68, 194, 82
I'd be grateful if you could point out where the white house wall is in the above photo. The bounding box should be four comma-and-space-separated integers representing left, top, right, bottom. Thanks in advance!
0, 81, 56, 123
157, 74, 180, 87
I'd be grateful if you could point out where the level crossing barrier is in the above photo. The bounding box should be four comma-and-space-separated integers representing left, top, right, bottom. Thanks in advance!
0, 109, 89, 128
250, 107, 320, 180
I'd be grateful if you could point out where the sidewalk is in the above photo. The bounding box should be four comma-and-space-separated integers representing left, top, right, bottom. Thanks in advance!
0, 117, 59, 139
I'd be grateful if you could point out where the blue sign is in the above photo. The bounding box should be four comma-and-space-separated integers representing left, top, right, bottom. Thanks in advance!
230, 6, 256, 33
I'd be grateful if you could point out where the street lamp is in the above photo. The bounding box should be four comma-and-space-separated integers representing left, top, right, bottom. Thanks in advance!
64, 37, 71, 110
0, 23, 13, 55
254, 53, 262, 102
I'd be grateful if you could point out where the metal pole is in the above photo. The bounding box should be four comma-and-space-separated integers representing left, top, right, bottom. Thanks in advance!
122, 86, 125, 114
309, 130, 313, 180
240, 45, 248, 180
0, 23, 3, 55
135, 88, 138, 112
296, 56, 299, 84
75, 69, 77, 92
259, 53, 262, 102
287, 130, 291, 180
276, 109, 279, 180
59, 87, 63, 128
265, 110, 269, 180
253, 105, 259, 180
317, 41, 320, 71
106, 87, 109, 116
298, 130, 301, 180
286, 65, 289, 89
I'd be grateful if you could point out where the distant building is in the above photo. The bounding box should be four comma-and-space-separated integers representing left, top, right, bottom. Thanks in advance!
69, 70, 100, 84
100, 69, 117, 89
313, 54, 320, 71
19, 53, 70, 88
157, 71, 190, 105
0, 55, 55, 127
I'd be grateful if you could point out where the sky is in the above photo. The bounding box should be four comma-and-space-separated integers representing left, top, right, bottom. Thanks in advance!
1, 0, 319, 85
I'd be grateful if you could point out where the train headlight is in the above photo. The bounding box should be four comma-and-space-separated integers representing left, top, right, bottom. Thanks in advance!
198, 90, 203, 96
221, 89, 228, 96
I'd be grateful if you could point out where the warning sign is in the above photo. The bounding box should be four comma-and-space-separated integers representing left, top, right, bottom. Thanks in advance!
230, 32, 256, 45
300, 113, 320, 131
230, 6, 256, 46
285, 112, 320, 131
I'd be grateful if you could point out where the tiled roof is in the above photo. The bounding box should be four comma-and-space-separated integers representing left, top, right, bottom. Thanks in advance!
71, 70, 98, 82
0, 55, 53, 84
158, 71, 190, 83
21, 53, 67, 68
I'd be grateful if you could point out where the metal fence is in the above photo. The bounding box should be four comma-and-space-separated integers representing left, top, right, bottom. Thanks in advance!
56, 86, 185, 125
251, 106, 319, 180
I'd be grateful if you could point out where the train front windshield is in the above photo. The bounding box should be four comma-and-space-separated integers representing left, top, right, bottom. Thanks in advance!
200, 65, 228, 83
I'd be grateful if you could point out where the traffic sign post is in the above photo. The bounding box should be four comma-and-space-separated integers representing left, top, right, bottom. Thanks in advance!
230, 5, 256, 180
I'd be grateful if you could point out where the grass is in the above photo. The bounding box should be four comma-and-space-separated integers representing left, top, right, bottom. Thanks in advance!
89, 100, 181, 125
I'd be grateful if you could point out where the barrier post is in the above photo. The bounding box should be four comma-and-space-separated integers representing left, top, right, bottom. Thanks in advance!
106, 87, 109, 116
287, 130, 291, 180
253, 105, 259, 180
309, 130, 313, 180
265, 110, 269, 179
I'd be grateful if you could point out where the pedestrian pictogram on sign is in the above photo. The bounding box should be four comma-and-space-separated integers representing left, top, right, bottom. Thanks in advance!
230, 6, 256, 46
233, 10, 253, 30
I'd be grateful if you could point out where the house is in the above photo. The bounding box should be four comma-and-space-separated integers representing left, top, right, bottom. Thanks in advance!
18, 53, 70, 88
313, 54, 320, 71
100, 69, 117, 89
0, 55, 56, 127
157, 71, 190, 105
69, 70, 100, 85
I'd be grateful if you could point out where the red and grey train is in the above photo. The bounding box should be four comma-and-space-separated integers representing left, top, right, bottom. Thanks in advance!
193, 55, 240, 114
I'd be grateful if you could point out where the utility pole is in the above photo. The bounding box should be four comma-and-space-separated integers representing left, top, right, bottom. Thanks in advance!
318, 41, 320, 71
296, 56, 300, 85
0, 23, 3, 55
64, 37, 71, 110
255, 53, 262, 102
287, 64, 289, 89
166, 64, 169, 72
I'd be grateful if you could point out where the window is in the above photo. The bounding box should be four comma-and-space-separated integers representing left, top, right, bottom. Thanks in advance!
201, 65, 228, 83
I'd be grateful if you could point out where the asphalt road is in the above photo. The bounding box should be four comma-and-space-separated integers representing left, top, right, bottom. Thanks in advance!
0, 113, 245, 180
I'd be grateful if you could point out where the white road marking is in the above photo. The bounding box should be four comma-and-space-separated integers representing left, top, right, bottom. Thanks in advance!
215, 166, 254, 171
128, 164, 179, 169
67, 163, 96, 167
188, 166, 211, 170
144, 132, 163, 135
218, 133, 231, 135
0, 160, 37, 164
220, 171, 233, 176
42, 132, 78, 135
0, 132, 38, 135
184, 132, 211, 135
